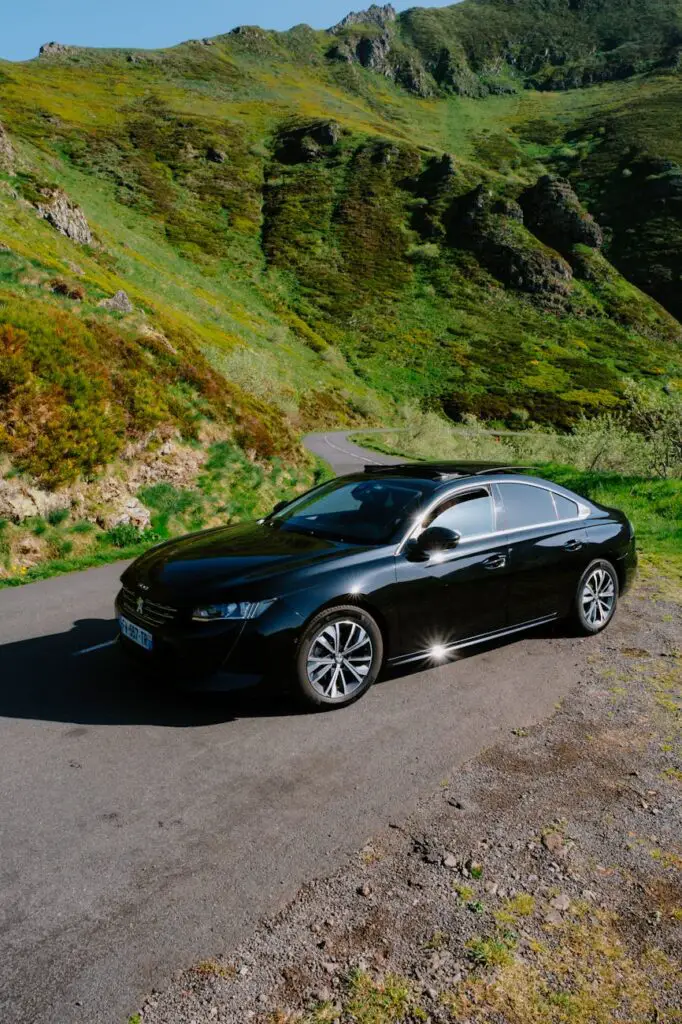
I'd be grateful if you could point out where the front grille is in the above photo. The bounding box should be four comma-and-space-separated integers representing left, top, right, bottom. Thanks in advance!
120, 586, 178, 628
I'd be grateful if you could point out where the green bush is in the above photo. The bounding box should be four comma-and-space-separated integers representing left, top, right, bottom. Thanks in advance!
47, 507, 70, 526
104, 523, 150, 548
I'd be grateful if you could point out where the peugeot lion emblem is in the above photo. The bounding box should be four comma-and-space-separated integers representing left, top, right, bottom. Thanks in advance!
136, 596, 145, 616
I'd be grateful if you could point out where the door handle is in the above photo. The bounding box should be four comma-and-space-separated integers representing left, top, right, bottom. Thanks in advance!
483, 553, 507, 570
564, 539, 583, 552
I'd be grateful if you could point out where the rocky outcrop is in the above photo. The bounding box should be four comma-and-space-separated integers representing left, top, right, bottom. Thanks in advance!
432, 48, 487, 97
395, 58, 433, 98
98, 289, 133, 313
355, 32, 392, 73
0, 478, 69, 523
477, 230, 573, 298
230, 26, 268, 41
0, 122, 15, 173
330, 4, 396, 34
328, 30, 431, 94
275, 121, 342, 164
493, 198, 524, 223
206, 145, 226, 164
328, 32, 394, 76
108, 498, 151, 530
520, 175, 603, 253
35, 189, 93, 245
448, 185, 573, 299
411, 153, 459, 238
38, 42, 75, 58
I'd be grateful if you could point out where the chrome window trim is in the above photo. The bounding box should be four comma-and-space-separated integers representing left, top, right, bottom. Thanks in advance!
395, 483, 495, 555
395, 479, 590, 555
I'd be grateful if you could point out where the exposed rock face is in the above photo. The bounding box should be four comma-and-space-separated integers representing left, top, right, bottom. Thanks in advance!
478, 231, 573, 297
230, 26, 268, 40
38, 42, 74, 58
395, 58, 432, 98
330, 4, 396, 34
108, 498, 151, 530
329, 32, 431, 92
0, 479, 69, 523
411, 153, 459, 237
35, 189, 93, 245
0, 122, 15, 173
206, 145, 227, 163
433, 48, 487, 97
355, 31, 392, 73
275, 121, 342, 164
98, 289, 133, 313
521, 174, 603, 252
449, 185, 573, 299
328, 32, 395, 75
493, 198, 524, 222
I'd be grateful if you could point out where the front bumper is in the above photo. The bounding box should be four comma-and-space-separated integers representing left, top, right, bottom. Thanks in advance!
114, 589, 302, 691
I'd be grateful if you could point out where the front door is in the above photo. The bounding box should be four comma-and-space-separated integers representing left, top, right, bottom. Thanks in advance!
392, 485, 510, 660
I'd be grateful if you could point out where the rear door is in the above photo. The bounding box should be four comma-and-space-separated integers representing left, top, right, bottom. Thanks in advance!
392, 485, 510, 658
495, 482, 588, 625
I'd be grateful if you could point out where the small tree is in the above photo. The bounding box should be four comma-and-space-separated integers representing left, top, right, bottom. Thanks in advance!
623, 382, 682, 478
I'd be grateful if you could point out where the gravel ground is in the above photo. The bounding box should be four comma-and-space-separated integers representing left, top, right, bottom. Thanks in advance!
135, 566, 681, 1024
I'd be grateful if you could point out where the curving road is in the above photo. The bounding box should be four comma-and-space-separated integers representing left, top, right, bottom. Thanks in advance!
0, 433, 587, 1024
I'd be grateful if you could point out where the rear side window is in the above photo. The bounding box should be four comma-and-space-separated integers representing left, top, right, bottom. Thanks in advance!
424, 488, 494, 539
497, 483, 557, 530
553, 493, 579, 520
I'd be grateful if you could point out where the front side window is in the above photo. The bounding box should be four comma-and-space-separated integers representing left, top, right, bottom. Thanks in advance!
271, 478, 430, 544
497, 483, 558, 530
422, 488, 495, 540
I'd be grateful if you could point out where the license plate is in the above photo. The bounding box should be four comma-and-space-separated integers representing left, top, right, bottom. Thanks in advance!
119, 616, 153, 651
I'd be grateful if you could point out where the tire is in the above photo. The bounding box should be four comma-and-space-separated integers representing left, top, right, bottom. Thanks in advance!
294, 605, 384, 709
574, 559, 619, 635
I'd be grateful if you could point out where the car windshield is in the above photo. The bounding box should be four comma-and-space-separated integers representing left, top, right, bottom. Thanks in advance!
270, 478, 431, 544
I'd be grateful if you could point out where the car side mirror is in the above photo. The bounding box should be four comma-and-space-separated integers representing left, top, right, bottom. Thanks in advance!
271, 500, 288, 516
406, 526, 461, 561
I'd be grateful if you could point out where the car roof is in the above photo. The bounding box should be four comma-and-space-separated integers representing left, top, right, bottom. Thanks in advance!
363, 462, 528, 482
359, 462, 592, 507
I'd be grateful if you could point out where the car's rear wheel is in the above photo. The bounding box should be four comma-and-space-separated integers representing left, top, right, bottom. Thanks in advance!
575, 559, 619, 635
295, 606, 383, 709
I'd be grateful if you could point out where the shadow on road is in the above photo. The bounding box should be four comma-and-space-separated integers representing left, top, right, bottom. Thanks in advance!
0, 618, 294, 727
0, 617, 567, 727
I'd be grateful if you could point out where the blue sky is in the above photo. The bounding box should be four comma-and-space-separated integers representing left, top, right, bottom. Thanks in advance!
3, 1, 454, 62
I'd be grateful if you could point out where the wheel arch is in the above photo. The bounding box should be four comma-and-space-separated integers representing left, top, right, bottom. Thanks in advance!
300, 594, 392, 661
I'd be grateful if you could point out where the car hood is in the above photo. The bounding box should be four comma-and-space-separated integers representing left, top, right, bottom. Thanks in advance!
123, 520, 367, 596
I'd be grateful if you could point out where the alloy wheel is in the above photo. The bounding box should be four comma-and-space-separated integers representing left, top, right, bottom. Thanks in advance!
581, 567, 616, 628
306, 620, 373, 701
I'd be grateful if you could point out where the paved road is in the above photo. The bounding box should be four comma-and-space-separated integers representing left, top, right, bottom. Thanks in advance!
0, 433, 585, 1024
303, 429, 401, 475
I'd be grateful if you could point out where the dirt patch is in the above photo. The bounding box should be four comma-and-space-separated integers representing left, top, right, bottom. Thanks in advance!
136, 572, 682, 1024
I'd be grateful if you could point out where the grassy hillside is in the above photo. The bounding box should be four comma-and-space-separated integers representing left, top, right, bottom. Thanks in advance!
0, 0, 681, 578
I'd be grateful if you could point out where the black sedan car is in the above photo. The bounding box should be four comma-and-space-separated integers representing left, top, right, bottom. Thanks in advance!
116, 463, 637, 708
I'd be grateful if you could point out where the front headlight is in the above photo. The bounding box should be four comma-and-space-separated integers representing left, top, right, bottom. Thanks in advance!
192, 599, 276, 622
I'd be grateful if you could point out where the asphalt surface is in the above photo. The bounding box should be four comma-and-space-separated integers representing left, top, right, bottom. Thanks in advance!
0, 433, 585, 1024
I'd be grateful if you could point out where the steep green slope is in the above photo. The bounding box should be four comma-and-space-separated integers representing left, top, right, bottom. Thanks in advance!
0, 0, 681, 539
400, 0, 682, 93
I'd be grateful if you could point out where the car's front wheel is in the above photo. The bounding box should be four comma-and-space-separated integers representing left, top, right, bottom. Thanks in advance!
295, 605, 383, 709
575, 559, 619, 635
